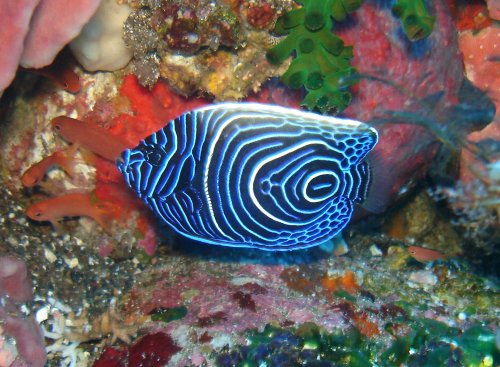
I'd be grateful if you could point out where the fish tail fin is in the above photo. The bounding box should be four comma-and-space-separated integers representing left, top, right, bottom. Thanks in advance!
363, 149, 393, 214
48, 218, 64, 233
93, 201, 123, 233
57, 145, 80, 178
77, 147, 98, 167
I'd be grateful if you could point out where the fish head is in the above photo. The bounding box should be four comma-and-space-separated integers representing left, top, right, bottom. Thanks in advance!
26, 202, 50, 221
116, 139, 169, 199
60, 69, 81, 94
21, 166, 43, 187
51, 116, 78, 142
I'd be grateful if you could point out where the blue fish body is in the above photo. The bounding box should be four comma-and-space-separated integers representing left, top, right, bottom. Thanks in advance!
116, 103, 378, 250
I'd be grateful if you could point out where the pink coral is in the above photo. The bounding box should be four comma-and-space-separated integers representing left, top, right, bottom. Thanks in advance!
20, 0, 102, 68
0, 256, 47, 367
0, 256, 33, 302
0, 0, 101, 94
2, 316, 47, 367
0, 0, 39, 94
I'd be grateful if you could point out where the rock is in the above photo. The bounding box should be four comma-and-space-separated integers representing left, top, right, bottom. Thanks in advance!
409, 269, 438, 286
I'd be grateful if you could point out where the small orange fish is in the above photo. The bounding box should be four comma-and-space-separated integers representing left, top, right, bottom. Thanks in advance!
24, 49, 81, 93
26, 192, 118, 231
21, 147, 77, 187
32, 64, 81, 93
408, 246, 446, 263
51, 116, 130, 161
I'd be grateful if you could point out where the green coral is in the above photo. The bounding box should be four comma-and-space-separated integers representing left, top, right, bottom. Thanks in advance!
266, 0, 363, 114
214, 319, 498, 366
382, 318, 498, 367
391, 0, 435, 41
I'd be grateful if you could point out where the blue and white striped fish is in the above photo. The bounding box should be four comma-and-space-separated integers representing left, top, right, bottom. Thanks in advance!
117, 103, 378, 250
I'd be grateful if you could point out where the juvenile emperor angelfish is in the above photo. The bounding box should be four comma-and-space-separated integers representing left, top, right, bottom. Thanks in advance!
117, 103, 379, 251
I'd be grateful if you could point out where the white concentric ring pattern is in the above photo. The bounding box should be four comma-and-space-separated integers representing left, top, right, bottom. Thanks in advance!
117, 103, 378, 250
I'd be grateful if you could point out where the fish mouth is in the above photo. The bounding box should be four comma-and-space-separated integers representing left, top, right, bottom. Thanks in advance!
115, 150, 131, 174
115, 156, 125, 172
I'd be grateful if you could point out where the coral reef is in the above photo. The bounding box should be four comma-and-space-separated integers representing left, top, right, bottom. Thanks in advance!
430, 160, 500, 274
448, 0, 492, 31
1, 3, 499, 366
458, 24, 499, 122
150, 0, 241, 53
266, 0, 437, 114
0, 0, 101, 94
3, 1, 469, 244
0, 256, 33, 302
335, 1, 467, 203
83, 237, 499, 365
487, 0, 500, 19
383, 190, 462, 256
42, 297, 144, 365
424, 5, 500, 275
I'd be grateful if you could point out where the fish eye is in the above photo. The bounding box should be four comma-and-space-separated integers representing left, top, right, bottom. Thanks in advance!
53, 124, 61, 131
138, 145, 165, 166
34, 211, 42, 217
149, 150, 163, 165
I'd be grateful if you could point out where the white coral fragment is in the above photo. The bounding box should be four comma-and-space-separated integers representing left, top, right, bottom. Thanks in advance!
70, 0, 133, 71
